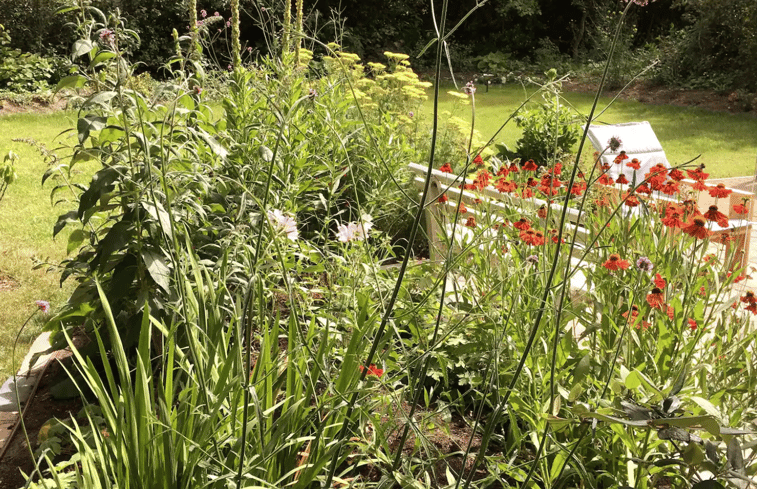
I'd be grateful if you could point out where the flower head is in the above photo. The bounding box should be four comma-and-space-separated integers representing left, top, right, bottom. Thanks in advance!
463, 81, 476, 95
359, 364, 384, 377
99, 29, 115, 46
608, 136, 623, 152
200, 9, 207, 17
603, 253, 630, 271
439, 162, 453, 173
636, 256, 654, 271
35, 300, 50, 314
267, 209, 299, 241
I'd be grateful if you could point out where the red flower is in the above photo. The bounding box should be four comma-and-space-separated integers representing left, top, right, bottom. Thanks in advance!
508, 162, 520, 173
569, 183, 586, 196
496, 166, 509, 177
691, 180, 708, 191
603, 253, 631, 270
666, 305, 675, 320
740, 291, 757, 305
613, 151, 629, 164
734, 201, 750, 215
526, 177, 538, 187
463, 183, 477, 190
513, 218, 531, 231
359, 364, 384, 377
439, 163, 453, 173
458, 202, 467, 214
661, 211, 685, 229
465, 216, 477, 228
687, 318, 697, 331
645, 164, 668, 188
522, 159, 539, 171
682, 216, 710, 239
437, 194, 449, 204
472, 154, 484, 166
686, 166, 709, 181
616, 174, 629, 185
473, 169, 492, 190
598, 173, 615, 186
659, 179, 680, 195
623, 193, 640, 207
537, 205, 548, 219
747, 304, 757, 315
521, 187, 534, 198
703, 205, 729, 227
653, 273, 666, 289
495, 178, 517, 193
646, 288, 665, 309
708, 183, 732, 199
622, 304, 640, 322
549, 229, 564, 244
627, 158, 641, 170
520, 229, 545, 246
668, 168, 685, 181
635, 183, 652, 195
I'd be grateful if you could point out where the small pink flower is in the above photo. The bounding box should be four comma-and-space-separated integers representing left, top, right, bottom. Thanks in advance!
200, 9, 207, 18
35, 300, 50, 314
214, 11, 220, 16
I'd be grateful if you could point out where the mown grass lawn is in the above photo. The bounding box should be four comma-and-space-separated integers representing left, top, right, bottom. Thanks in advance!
0, 110, 83, 378
424, 83, 757, 178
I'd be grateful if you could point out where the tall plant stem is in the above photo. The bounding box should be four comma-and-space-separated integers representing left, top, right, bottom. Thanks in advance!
231, 0, 241, 68
282, 0, 292, 55
294, 0, 303, 65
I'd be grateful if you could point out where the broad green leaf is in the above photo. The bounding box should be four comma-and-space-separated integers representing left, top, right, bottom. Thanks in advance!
56, 75, 87, 91
67, 229, 87, 255
72, 39, 94, 59
77, 114, 108, 144
142, 248, 171, 292
259, 145, 274, 162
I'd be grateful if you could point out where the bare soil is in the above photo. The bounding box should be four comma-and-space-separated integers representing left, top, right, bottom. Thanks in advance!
0, 96, 68, 117
561, 78, 757, 116
0, 351, 82, 488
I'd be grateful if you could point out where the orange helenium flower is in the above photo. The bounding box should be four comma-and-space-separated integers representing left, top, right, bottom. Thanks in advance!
439, 163, 453, 173
359, 364, 384, 377
708, 183, 733, 198
513, 218, 531, 231
465, 216, 477, 228
646, 288, 665, 309
703, 205, 728, 227
522, 159, 538, 171
682, 216, 710, 239
627, 158, 641, 170
603, 253, 631, 270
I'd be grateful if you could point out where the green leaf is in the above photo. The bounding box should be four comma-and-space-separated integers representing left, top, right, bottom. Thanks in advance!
72, 39, 94, 59
727, 438, 744, 471
89, 51, 115, 68
56, 75, 87, 91
683, 442, 705, 465
669, 365, 687, 396
82, 90, 117, 108
77, 114, 108, 144
691, 396, 722, 419
54, 210, 78, 237
67, 229, 87, 255
572, 354, 591, 384
142, 201, 173, 239
259, 145, 274, 162
142, 248, 171, 292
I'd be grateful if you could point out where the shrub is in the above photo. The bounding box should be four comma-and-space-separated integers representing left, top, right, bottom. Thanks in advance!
0, 24, 65, 92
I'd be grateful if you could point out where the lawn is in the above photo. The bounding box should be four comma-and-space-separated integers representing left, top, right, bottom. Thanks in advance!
423, 83, 757, 178
0, 110, 82, 378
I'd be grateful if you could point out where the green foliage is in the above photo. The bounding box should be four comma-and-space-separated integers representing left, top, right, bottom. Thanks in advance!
513, 80, 580, 163
0, 149, 18, 202
0, 24, 65, 92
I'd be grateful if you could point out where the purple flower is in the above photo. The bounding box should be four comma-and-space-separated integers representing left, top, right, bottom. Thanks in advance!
228, 64, 233, 72
408, 111, 414, 118
636, 256, 654, 271
226, 21, 231, 27
200, 9, 207, 18
608, 136, 623, 152
194, 86, 202, 95
99, 29, 115, 46
463, 81, 476, 95
308, 88, 317, 99
214, 11, 220, 16
35, 300, 50, 314
526, 255, 539, 265
247, 46, 252, 52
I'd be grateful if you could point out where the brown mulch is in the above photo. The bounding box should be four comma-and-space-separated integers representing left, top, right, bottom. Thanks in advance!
0, 350, 82, 488
561, 78, 757, 116
0, 96, 68, 117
